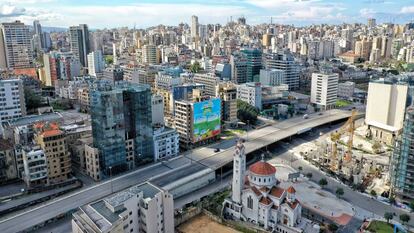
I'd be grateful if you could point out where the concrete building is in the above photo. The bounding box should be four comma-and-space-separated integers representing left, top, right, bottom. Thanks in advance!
142, 44, 159, 65
241, 48, 262, 82
72, 182, 174, 233
90, 81, 153, 175
43, 52, 81, 85
87, 50, 104, 77
191, 15, 199, 39
69, 24, 90, 67
193, 73, 220, 96
34, 122, 71, 185
310, 72, 339, 110
152, 94, 165, 127
223, 141, 305, 232
230, 52, 248, 84
260, 69, 285, 86
0, 21, 33, 69
216, 82, 238, 126
365, 82, 408, 145
153, 126, 179, 161
0, 79, 26, 124
337, 81, 355, 100
263, 51, 300, 90
174, 94, 221, 149
22, 147, 48, 188
237, 82, 262, 110
103, 67, 124, 83
0, 138, 18, 183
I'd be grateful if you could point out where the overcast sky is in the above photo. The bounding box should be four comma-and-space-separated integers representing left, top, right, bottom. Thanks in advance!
1, 0, 414, 29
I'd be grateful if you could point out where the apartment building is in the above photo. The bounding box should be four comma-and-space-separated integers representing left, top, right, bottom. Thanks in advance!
310, 72, 339, 110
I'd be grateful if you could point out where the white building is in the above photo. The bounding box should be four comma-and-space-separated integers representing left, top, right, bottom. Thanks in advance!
152, 94, 165, 127
259, 69, 285, 86
193, 73, 220, 97
153, 126, 179, 161
191, 15, 199, 38
142, 44, 158, 65
337, 81, 355, 100
310, 72, 339, 110
87, 50, 104, 77
237, 82, 262, 110
155, 73, 182, 90
0, 79, 26, 124
223, 141, 309, 233
72, 182, 174, 233
365, 82, 408, 145
22, 147, 48, 188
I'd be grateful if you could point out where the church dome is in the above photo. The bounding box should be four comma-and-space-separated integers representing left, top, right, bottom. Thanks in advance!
249, 161, 276, 176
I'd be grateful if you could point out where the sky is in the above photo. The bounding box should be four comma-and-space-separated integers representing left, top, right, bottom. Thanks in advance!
1, 0, 414, 29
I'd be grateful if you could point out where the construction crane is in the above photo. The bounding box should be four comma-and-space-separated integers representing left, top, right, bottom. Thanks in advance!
330, 110, 357, 171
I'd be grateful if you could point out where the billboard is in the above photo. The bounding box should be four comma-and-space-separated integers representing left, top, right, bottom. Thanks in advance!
193, 98, 221, 142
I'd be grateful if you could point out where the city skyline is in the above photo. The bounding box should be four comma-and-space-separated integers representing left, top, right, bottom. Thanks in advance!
1, 0, 414, 29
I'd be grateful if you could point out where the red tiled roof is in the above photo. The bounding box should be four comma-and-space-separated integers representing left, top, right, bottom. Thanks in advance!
288, 201, 299, 209
249, 161, 276, 176
287, 186, 296, 194
251, 186, 262, 197
259, 196, 272, 206
259, 186, 270, 193
269, 186, 285, 198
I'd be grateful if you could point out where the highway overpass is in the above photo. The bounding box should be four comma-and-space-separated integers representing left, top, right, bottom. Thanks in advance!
0, 110, 362, 233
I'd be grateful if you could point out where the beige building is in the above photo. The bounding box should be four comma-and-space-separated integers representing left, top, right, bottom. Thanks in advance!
85, 141, 101, 181
77, 87, 90, 113
34, 122, 71, 184
0, 138, 18, 183
216, 82, 238, 127
72, 182, 174, 233
365, 82, 408, 145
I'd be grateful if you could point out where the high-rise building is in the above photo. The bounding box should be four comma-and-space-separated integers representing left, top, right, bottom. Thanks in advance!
368, 18, 376, 28
193, 73, 220, 96
87, 50, 104, 77
90, 81, 153, 175
33, 20, 44, 49
310, 72, 339, 110
391, 107, 414, 203
191, 15, 199, 38
142, 44, 159, 64
216, 82, 238, 126
72, 182, 174, 233
263, 50, 300, 90
230, 52, 248, 84
0, 79, 26, 124
43, 52, 81, 85
259, 69, 285, 86
69, 24, 90, 67
0, 21, 33, 69
34, 122, 71, 185
241, 48, 262, 82
365, 82, 408, 145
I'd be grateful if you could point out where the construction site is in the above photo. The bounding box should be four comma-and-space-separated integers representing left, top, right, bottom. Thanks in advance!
301, 110, 392, 195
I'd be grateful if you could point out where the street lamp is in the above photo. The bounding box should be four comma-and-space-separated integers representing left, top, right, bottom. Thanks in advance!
109, 166, 113, 194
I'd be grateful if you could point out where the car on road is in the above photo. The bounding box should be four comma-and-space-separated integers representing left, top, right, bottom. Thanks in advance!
318, 112, 323, 115
214, 148, 220, 152
303, 114, 309, 119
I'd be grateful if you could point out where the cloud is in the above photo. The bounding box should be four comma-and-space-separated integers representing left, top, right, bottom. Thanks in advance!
0, 3, 26, 17
400, 6, 414, 13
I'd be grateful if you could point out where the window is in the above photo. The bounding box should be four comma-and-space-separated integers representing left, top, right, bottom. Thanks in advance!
247, 196, 253, 209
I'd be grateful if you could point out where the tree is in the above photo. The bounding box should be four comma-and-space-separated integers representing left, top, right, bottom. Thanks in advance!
319, 178, 328, 188
372, 141, 382, 153
328, 223, 338, 232
190, 61, 201, 73
24, 87, 43, 111
237, 100, 258, 124
336, 187, 344, 198
306, 173, 313, 179
409, 200, 414, 211
370, 190, 377, 197
384, 212, 393, 223
400, 214, 410, 225
389, 196, 396, 205
298, 166, 303, 172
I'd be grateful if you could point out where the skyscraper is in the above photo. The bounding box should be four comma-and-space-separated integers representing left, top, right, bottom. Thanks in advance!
191, 15, 199, 38
87, 50, 104, 77
33, 20, 44, 49
90, 81, 153, 175
69, 24, 90, 67
263, 50, 300, 90
241, 48, 262, 82
0, 21, 33, 69
392, 107, 414, 202
230, 52, 248, 84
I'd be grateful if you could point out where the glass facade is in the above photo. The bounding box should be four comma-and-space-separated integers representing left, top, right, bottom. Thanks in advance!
90, 81, 153, 175
241, 48, 262, 83
392, 107, 414, 202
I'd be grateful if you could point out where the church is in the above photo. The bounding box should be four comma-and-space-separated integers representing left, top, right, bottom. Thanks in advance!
223, 140, 306, 232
